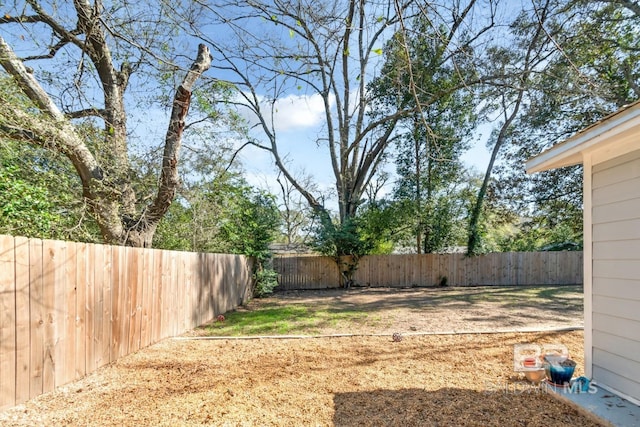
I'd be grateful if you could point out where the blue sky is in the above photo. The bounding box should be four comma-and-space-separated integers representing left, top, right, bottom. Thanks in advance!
2, 1, 497, 213
123, 48, 496, 215
169, 2, 503, 209
228, 92, 494, 207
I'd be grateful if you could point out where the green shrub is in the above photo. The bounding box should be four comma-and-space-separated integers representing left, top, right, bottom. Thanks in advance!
253, 267, 279, 298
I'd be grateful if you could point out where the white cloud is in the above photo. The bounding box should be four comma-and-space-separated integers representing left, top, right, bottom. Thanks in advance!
271, 93, 327, 131
238, 92, 333, 133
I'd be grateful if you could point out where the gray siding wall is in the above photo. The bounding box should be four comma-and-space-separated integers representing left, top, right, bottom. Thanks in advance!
592, 149, 640, 401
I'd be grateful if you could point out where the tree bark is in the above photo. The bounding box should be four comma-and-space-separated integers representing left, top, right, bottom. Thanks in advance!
133, 44, 213, 246
0, 36, 211, 247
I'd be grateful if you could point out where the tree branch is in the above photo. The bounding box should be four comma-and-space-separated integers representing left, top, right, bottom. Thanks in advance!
24, 0, 86, 49
22, 34, 81, 62
0, 98, 104, 186
0, 35, 67, 120
0, 14, 42, 24
66, 107, 107, 119
144, 44, 212, 225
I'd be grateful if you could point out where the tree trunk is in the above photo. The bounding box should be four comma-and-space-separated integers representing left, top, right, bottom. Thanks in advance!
0, 37, 212, 247
120, 44, 213, 247
467, 94, 524, 256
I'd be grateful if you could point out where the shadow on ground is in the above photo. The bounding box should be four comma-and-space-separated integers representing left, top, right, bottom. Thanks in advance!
274, 285, 583, 312
192, 285, 584, 337
274, 285, 584, 328
333, 387, 600, 427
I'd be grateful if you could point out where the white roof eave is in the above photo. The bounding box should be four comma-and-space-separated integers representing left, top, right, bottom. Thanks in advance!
526, 102, 640, 174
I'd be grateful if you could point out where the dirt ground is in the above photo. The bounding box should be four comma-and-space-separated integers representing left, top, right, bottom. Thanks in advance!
219, 286, 585, 335
0, 286, 598, 427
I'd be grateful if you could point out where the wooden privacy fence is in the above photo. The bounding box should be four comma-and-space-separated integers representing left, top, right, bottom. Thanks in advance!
0, 235, 253, 410
274, 251, 583, 290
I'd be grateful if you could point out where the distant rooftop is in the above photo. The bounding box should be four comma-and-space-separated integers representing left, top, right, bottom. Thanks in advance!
269, 243, 317, 256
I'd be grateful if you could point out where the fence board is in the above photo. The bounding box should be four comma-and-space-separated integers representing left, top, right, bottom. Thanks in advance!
53, 240, 67, 388
139, 249, 153, 349
175, 253, 185, 336
169, 251, 179, 336
185, 254, 196, 331
164, 252, 173, 338
41, 240, 56, 394
14, 237, 30, 405
151, 251, 163, 344
117, 247, 130, 359
416, 255, 425, 287
75, 243, 87, 380
438, 255, 448, 286
362, 257, 378, 286
28, 238, 44, 400
195, 254, 206, 326
63, 242, 77, 386
364, 256, 373, 287
137, 249, 146, 343
210, 254, 221, 319
84, 244, 95, 377
127, 248, 144, 353
109, 246, 121, 363
95, 244, 109, 369
210, 254, 220, 318
0, 235, 17, 409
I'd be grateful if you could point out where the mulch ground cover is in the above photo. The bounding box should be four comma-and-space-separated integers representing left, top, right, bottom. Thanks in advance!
0, 330, 602, 426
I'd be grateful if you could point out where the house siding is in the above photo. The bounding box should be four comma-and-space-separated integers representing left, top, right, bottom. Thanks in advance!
591, 148, 640, 402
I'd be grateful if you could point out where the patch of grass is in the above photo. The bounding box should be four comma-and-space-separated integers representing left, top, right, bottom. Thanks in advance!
204, 304, 375, 336
536, 285, 583, 300
200, 285, 583, 336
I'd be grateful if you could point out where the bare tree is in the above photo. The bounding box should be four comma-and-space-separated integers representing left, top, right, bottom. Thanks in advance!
181, 0, 497, 258
0, 1, 211, 246
465, 0, 562, 255
467, 0, 640, 254
275, 172, 317, 247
